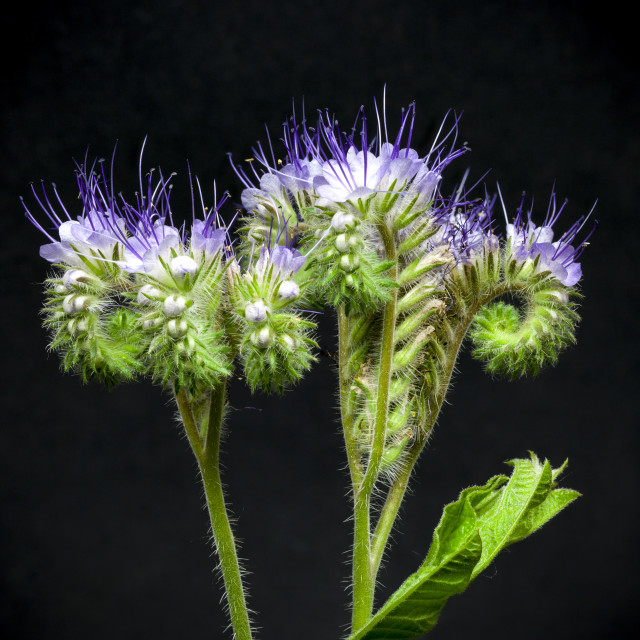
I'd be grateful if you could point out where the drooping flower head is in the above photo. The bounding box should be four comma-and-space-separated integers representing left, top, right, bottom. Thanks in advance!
503, 189, 595, 287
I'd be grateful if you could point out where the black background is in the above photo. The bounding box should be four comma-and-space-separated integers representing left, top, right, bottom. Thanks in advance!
1, 1, 638, 638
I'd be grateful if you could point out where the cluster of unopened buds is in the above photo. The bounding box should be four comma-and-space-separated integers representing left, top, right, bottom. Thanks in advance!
24, 95, 595, 640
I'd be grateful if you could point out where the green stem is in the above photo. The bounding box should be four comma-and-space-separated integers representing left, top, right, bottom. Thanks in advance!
368, 281, 526, 580
338, 305, 364, 489
175, 384, 253, 640
351, 224, 398, 632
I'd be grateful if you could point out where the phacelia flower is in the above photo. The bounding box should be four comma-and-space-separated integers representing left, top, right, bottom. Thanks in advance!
504, 191, 595, 287
253, 244, 306, 279
231, 96, 467, 235
305, 102, 464, 209
24, 147, 231, 282
431, 185, 499, 265
23, 157, 128, 270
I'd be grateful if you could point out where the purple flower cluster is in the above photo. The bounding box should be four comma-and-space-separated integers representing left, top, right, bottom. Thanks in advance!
23, 151, 228, 277
429, 182, 499, 265
25, 105, 593, 293
504, 191, 595, 287
232, 99, 466, 220
254, 244, 306, 279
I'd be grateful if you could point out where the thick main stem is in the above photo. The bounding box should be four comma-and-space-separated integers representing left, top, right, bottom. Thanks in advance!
176, 385, 253, 640
351, 224, 398, 632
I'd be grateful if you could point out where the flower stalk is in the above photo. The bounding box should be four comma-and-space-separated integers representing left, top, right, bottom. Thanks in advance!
176, 384, 254, 640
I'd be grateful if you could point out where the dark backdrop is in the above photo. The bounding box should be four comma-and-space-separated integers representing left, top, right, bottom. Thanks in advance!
1, 1, 637, 638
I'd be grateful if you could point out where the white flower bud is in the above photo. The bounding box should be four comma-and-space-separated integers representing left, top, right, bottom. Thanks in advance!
170, 255, 199, 279
339, 254, 360, 273
331, 212, 355, 232
245, 299, 269, 323
167, 318, 188, 338
335, 234, 350, 253
142, 317, 163, 330
62, 269, 94, 289
63, 294, 91, 315
54, 283, 67, 294
280, 334, 297, 351
163, 295, 188, 317
277, 280, 300, 301
251, 326, 273, 348
137, 284, 163, 305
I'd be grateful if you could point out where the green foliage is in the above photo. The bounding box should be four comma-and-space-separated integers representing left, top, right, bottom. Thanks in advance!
348, 454, 579, 640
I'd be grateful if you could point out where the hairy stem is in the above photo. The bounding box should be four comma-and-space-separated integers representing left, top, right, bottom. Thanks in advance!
351, 224, 398, 632
338, 305, 364, 489
176, 384, 253, 640
368, 280, 525, 584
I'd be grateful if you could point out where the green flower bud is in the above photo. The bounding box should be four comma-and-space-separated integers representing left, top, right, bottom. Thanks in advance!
142, 317, 163, 331
279, 334, 297, 351
335, 233, 351, 253
175, 335, 196, 358
380, 436, 410, 472
392, 327, 434, 370
67, 317, 89, 337
339, 254, 360, 273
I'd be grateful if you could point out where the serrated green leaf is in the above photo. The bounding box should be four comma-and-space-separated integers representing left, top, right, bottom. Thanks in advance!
348, 454, 578, 640
507, 488, 580, 545
471, 453, 555, 578
349, 498, 482, 640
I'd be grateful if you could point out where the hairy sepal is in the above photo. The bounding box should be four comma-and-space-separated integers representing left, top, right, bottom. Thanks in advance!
348, 454, 579, 640
43, 273, 143, 386
469, 280, 579, 378
229, 263, 318, 394
136, 251, 232, 391
308, 248, 396, 313
240, 316, 318, 394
